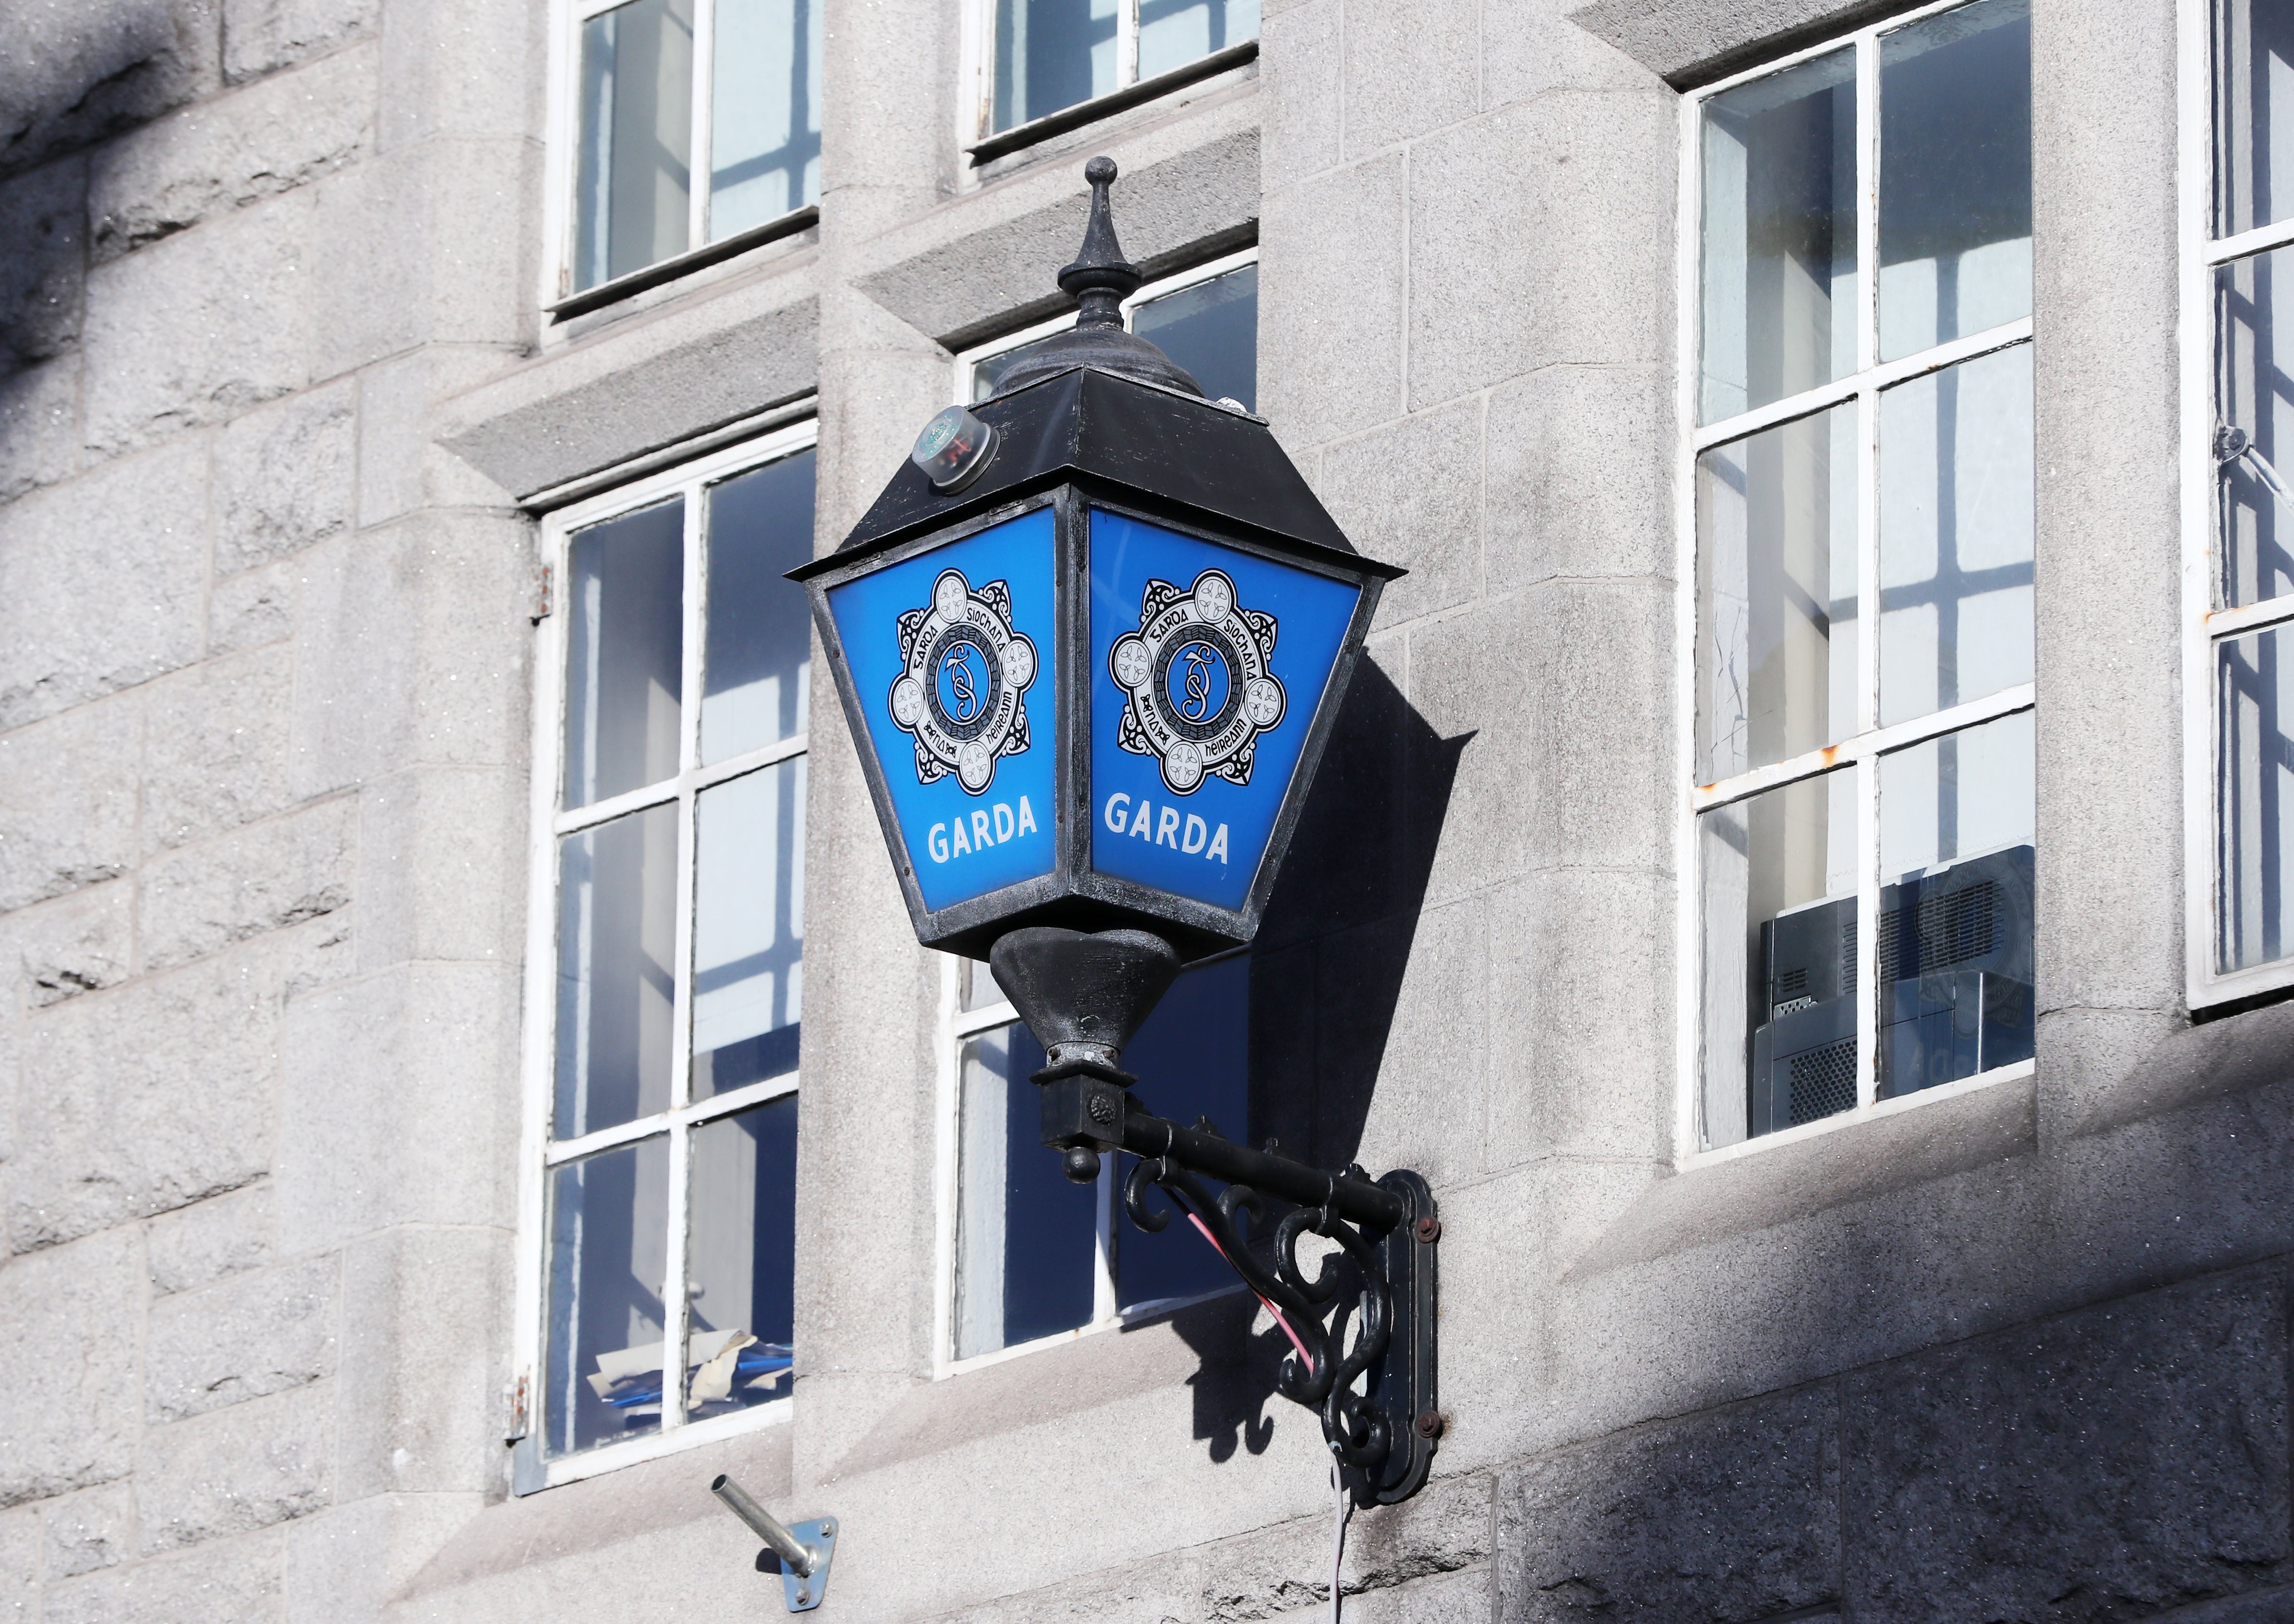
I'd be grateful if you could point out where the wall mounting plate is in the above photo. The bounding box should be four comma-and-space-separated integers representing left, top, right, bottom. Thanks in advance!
762, 1519, 836, 1611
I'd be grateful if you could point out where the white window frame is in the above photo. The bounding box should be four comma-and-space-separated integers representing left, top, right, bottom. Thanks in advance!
539, 0, 821, 311
511, 419, 817, 1491
2178, 0, 2294, 1010
1670, 0, 2039, 1168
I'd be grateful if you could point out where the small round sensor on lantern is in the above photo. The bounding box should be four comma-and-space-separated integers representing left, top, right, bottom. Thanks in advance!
911, 404, 998, 492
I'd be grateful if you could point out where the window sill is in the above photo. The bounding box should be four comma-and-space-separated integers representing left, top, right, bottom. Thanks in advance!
966, 40, 1259, 168
513, 1393, 792, 1495
547, 205, 821, 324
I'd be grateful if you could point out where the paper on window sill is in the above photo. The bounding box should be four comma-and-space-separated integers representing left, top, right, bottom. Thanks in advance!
689, 1331, 758, 1403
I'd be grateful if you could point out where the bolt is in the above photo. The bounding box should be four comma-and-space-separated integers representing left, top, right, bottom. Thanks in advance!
1415, 1215, 1442, 1244
796, 1589, 811, 1605
1415, 1410, 1445, 1440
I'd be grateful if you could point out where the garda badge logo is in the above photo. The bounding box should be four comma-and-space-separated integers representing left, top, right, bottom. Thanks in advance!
888, 568, 1037, 794
1108, 569, 1286, 795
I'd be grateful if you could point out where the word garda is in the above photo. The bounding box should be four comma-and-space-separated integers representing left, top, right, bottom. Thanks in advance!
926, 797, 1039, 864
1102, 792, 1229, 862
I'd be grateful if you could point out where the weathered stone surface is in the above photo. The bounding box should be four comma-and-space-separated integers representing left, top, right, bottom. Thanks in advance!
354, 768, 521, 971
1259, 0, 1341, 189
337, 1228, 503, 1498
0, 0, 222, 179
214, 379, 356, 573
354, 344, 517, 528
139, 1384, 330, 1553
1485, 363, 1672, 590
147, 1254, 336, 1423
0, 1500, 35, 1608
1844, 1272, 2292, 1623
1342, 0, 1478, 156
45, 1530, 284, 1624
0, 438, 207, 730
0, 353, 81, 502
0, 697, 141, 915
206, 555, 297, 656
1496, 1389, 1839, 1623
1259, 153, 1405, 448
44, 1479, 135, 1579
139, 796, 353, 971
0, 1227, 141, 1507
145, 1182, 274, 1296
1322, 393, 1485, 629
225, 0, 377, 81
141, 645, 295, 854
0, 158, 85, 370
9, 947, 279, 1250
3, 883, 134, 1007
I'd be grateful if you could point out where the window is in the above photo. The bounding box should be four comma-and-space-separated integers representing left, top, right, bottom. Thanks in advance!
2186, 0, 2294, 1005
556, 0, 821, 301
514, 426, 816, 1490
1682, 0, 2035, 1153
958, 249, 1258, 408
972, 0, 1258, 150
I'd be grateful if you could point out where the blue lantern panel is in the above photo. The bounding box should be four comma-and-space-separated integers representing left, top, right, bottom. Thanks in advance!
827, 509, 1057, 912
1089, 510, 1361, 912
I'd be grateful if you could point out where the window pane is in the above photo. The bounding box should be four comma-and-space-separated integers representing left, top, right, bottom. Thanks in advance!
565, 498, 684, 810
1877, 0, 2032, 361
2215, 244, 2294, 609
692, 761, 803, 1101
709, 0, 821, 238
992, 0, 1117, 133
971, 336, 1056, 401
960, 957, 1009, 1011
1132, 265, 1258, 412
1116, 956, 1248, 1311
1696, 405, 1858, 784
702, 449, 816, 762
1698, 48, 1855, 425
575, 0, 695, 292
1700, 769, 1858, 1149
556, 803, 679, 1138
1876, 712, 2035, 1096
1878, 345, 2034, 728
684, 1095, 798, 1419
2218, 623, 2294, 970
545, 1135, 670, 1456
2214, 0, 2294, 236
1137, 0, 1257, 81
953, 1022, 1095, 1359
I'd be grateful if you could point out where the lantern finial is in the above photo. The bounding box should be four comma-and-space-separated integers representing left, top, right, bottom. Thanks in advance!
1059, 156, 1141, 329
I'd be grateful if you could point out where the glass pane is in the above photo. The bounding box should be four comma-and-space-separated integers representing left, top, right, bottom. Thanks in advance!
960, 957, 1009, 1012
555, 803, 679, 1138
992, 0, 1117, 133
1696, 405, 1859, 784
1698, 48, 1855, 425
1876, 712, 2035, 1097
1132, 265, 1258, 412
575, 0, 695, 292
953, 1022, 1096, 1359
1700, 769, 1858, 1148
972, 334, 1058, 401
1116, 956, 1248, 1311
564, 498, 684, 810
1138, 0, 1257, 81
2214, 0, 2294, 237
2218, 623, 2294, 970
2215, 244, 2294, 608
685, 1095, 798, 1419
692, 761, 803, 1102
1878, 345, 2034, 728
1877, 0, 2032, 361
702, 449, 816, 762
709, 0, 821, 238
545, 1135, 670, 1456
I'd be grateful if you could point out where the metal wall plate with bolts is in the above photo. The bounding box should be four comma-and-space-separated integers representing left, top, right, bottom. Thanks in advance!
711, 1474, 838, 1612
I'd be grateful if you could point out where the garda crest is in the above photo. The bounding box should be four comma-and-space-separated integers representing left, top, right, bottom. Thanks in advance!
1108, 568, 1286, 795
888, 568, 1037, 794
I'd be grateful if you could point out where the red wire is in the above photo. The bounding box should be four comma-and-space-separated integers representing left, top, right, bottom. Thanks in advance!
1184, 1211, 1313, 1365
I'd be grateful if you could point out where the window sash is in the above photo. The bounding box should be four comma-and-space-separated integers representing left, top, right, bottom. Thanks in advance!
969, 0, 1257, 142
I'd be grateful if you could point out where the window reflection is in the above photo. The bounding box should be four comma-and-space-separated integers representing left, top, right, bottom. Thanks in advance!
710, 0, 821, 240
546, 1136, 672, 1455
2219, 624, 2294, 970
1133, 264, 1257, 411
993, 0, 1117, 131
702, 449, 816, 761
576, 0, 697, 292
953, 1020, 1095, 1359
556, 803, 680, 1138
1115, 955, 1249, 1310
2216, 244, 2294, 609
685, 1097, 798, 1417
2214, 0, 2294, 237
564, 497, 684, 809
692, 762, 804, 1100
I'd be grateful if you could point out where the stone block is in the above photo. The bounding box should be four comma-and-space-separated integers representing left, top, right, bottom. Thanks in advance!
0, 158, 85, 370
0, 1500, 33, 1608
354, 345, 518, 529
140, 644, 296, 854
374, 0, 545, 147
1321, 394, 1485, 629
0, 697, 141, 914
81, 190, 312, 459
1342, 0, 1478, 157
275, 961, 519, 1251
1485, 363, 1671, 590
213, 378, 355, 572
89, 43, 373, 263
206, 555, 296, 656
1326, 894, 1489, 1183
2, 884, 134, 1007
0, 354, 82, 503
139, 1383, 330, 1553
43, 1532, 284, 1624
336, 1227, 506, 1497
354, 768, 522, 970
43, 1480, 134, 1579
147, 1254, 337, 1423
0, 438, 207, 731
0, 0, 222, 180
1408, 94, 1672, 409
1483, 0, 1651, 104
145, 1182, 274, 1296
1259, 154, 1405, 447
1496, 1388, 1839, 1623
280, 1492, 486, 1624
1844, 1271, 2292, 1623
224, 0, 377, 81
1260, 0, 1342, 189
0, 1227, 141, 1508
139, 796, 354, 972
9, 947, 280, 1250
